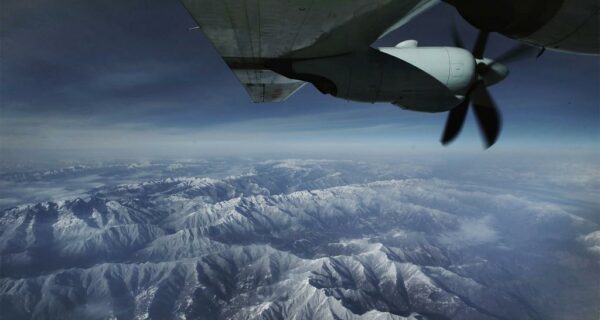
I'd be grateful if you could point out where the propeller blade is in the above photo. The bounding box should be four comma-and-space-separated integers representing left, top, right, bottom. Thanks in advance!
472, 31, 489, 59
471, 86, 502, 148
441, 98, 470, 145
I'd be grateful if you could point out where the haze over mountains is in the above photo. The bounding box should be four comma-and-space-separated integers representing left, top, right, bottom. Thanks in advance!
0, 159, 598, 319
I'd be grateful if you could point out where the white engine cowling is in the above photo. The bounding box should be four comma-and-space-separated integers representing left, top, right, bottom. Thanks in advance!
378, 47, 475, 95
290, 46, 476, 112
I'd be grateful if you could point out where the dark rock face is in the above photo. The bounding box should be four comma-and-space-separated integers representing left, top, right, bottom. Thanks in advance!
0, 160, 598, 320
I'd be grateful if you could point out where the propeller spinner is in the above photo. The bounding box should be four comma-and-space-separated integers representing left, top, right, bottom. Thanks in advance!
441, 28, 537, 148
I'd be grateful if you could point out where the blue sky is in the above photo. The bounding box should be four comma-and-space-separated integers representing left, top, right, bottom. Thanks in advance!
1, 0, 598, 163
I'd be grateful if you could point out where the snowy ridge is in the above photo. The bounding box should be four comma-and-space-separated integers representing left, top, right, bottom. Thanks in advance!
0, 160, 598, 320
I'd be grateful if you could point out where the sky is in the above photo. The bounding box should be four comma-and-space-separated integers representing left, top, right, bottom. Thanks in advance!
1, 0, 599, 163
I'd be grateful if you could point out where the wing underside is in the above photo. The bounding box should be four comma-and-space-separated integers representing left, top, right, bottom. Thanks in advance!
234, 69, 305, 103
180, 0, 436, 102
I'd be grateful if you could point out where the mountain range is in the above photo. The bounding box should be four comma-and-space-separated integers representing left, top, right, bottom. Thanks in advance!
1, 160, 598, 319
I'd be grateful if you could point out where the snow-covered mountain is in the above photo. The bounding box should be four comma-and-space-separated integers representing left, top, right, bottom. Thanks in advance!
0, 160, 598, 320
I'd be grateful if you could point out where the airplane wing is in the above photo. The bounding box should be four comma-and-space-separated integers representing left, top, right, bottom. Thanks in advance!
180, 0, 437, 103
232, 69, 306, 103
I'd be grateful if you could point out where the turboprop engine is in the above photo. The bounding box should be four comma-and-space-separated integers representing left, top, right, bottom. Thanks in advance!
445, 0, 599, 54
283, 45, 471, 112
276, 40, 506, 113
268, 37, 519, 148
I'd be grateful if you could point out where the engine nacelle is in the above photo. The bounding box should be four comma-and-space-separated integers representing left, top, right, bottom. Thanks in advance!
378, 47, 475, 94
446, 0, 599, 54
287, 46, 475, 112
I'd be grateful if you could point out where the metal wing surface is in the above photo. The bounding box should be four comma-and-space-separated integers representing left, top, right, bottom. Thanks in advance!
180, 0, 436, 102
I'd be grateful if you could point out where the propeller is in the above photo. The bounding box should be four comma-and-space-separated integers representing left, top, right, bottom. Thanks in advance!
441, 27, 537, 148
